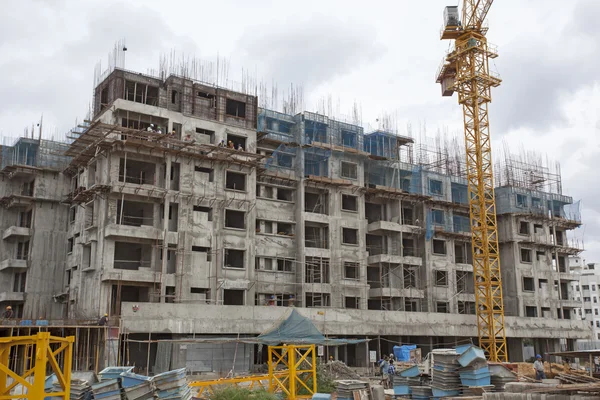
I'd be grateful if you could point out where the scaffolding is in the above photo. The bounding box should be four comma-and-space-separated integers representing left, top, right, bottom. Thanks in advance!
1, 137, 71, 172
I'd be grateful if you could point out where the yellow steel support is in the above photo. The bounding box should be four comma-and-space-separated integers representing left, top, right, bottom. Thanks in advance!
190, 344, 317, 399
438, 0, 508, 362
0, 332, 74, 400
268, 344, 317, 399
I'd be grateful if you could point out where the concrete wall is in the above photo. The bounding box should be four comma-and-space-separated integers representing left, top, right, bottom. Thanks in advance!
120, 302, 592, 340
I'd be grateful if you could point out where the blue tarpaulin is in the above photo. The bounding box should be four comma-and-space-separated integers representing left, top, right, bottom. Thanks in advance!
252, 309, 368, 346
393, 345, 417, 362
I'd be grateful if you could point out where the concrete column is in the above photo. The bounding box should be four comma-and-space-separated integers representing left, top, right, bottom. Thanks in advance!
160, 158, 172, 302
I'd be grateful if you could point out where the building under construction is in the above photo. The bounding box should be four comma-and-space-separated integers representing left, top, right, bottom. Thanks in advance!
0, 67, 588, 375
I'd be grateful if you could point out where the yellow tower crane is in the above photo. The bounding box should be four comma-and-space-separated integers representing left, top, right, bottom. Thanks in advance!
436, 0, 507, 362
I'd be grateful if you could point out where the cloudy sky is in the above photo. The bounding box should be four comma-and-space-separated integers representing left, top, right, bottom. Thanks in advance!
1, 0, 598, 261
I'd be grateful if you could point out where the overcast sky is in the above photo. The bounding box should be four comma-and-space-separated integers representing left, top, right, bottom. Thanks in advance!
1, 0, 598, 262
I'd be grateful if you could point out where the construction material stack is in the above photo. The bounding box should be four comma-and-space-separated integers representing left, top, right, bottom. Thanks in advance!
430, 349, 461, 399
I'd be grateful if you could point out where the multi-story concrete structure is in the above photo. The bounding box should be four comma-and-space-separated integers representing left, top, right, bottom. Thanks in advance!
570, 260, 600, 346
0, 138, 71, 319
0, 68, 590, 373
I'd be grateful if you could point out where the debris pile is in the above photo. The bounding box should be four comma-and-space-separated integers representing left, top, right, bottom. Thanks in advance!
326, 360, 361, 380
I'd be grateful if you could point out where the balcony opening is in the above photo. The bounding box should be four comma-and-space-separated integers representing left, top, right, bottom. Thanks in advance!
119, 159, 155, 185
277, 188, 293, 202
341, 130, 357, 148
519, 221, 530, 235
365, 202, 382, 223
305, 292, 330, 307
435, 270, 448, 287
458, 301, 475, 315
114, 242, 152, 270
340, 161, 358, 180
194, 166, 214, 183
536, 250, 546, 261
277, 258, 294, 272
304, 153, 329, 177
405, 299, 418, 312
520, 248, 532, 263
192, 246, 212, 262
159, 203, 179, 232
117, 200, 154, 227
196, 127, 215, 144
344, 262, 359, 280
227, 133, 247, 150
516, 193, 528, 208
436, 302, 449, 313
456, 270, 474, 293
165, 286, 176, 303
525, 306, 538, 317
18, 210, 32, 228
345, 296, 360, 309
22, 180, 34, 197
124, 81, 159, 106
226, 171, 246, 191
13, 272, 26, 292
159, 245, 177, 274
69, 207, 76, 224
402, 207, 414, 225
433, 239, 446, 255
534, 224, 544, 234
342, 228, 358, 245
190, 287, 210, 303
225, 210, 246, 229
455, 242, 472, 264
366, 234, 383, 256
225, 99, 247, 119
541, 307, 552, 318
223, 289, 245, 305
342, 194, 358, 212
305, 191, 328, 214
67, 238, 73, 254
402, 237, 416, 257
305, 223, 329, 249
193, 206, 213, 222
558, 255, 567, 272
82, 245, 92, 270
224, 249, 245, 269
169, 163, 180, 190
276, 222, 293, 236
432, 209, 444, 226
305, 257, 330, 283
403, 266, 418, 288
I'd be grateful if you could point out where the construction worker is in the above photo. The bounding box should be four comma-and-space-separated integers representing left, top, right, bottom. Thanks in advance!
227, 140, 234, 149
98, 313, 109, 326
147, 124, 155, 132
534, 354, 546, 380
3, 306, 13, 319
218, 140, 226, 147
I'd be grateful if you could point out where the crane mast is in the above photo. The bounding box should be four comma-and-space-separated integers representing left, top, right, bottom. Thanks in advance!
436, 0, 507, 362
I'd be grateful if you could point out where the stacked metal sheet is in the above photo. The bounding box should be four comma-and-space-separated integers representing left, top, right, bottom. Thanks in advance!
50, 378, 93, 400
152, 368, 192, 400
457, 345, 491, 389
394, 365, 421, 396
335, 379, 369, 400
430, 349, 461, 399
411, 386, 433, 400
488, 363, 517, 392
120, 372, 157, 400
91, 378, 123, 400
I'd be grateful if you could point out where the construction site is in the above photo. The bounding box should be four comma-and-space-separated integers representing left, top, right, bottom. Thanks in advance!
0, 1, 598, 400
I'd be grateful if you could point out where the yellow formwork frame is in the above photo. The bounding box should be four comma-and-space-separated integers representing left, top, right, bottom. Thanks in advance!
190, 344, 317, 399
268, 344, 317, 399
439, 0, 508, 362
0, 332, 74, 400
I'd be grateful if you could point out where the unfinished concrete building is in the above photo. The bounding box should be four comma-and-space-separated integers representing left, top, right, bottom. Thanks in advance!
0, 138, 71, 318
0, 68, 589, 374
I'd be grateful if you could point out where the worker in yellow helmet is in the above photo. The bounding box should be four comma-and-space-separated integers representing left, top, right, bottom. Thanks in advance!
98, 313, 109, 326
